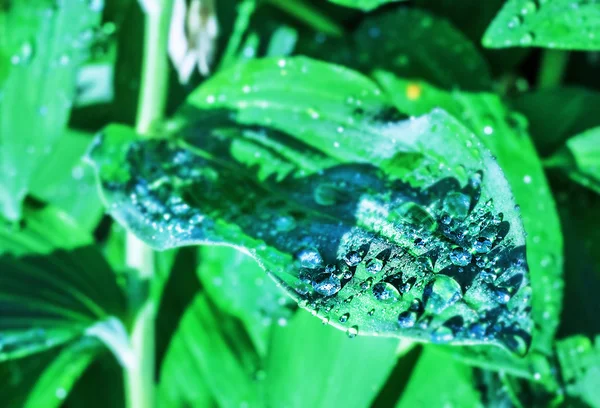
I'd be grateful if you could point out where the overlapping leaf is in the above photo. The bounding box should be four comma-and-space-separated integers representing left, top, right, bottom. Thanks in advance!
546, 126, 600, 194
0, 205, 126, 386
89, 57, 533, 353
483, 0, 600, 50
0, 0, 102, 220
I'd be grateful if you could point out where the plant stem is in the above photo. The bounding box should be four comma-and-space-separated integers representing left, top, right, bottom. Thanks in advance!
537, 50, 569, 89
125, 1, 173, 407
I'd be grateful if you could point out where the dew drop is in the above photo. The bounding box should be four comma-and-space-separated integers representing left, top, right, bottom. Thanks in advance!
449, 247, 472, 266
347, 326, 359, 338
397, 311, 417, 328
426, 275, 462, 314
312, 273, 341, 296
366, 258, 384, 274
339, 313, 350, 323
372, 282, 401, 303
344, 251, 362, 267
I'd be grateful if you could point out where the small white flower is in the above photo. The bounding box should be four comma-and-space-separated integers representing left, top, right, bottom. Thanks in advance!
169, 0, 219, 84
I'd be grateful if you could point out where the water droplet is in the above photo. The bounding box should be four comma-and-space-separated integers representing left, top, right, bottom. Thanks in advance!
494, 287, 511, 304
397, 311, 417, 328
523, 175, 532, 184
520, 32, 535, 45
312, 273, 341, 296
473, 237, 492, 254
366, 258, 383, 274
442, 192, 471, 220
367, 308, 375, 316
347, 325, 359, 338
295, 248, 323, 268
56, 388, 67, 400
344, 251, 362, 267
450, 247, 472, 266
360, 277, 373, 290
275, 215, 296, 232
521, 1, 537, 15
426, 275, 462, 313
372, 282, 401, 303
339, 313, 350, 323
431, 326, 454, 343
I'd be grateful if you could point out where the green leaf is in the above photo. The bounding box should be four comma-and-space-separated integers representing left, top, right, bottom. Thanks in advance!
372, 73, 563, 380
556, 335, 600, 407
265, 310, 399, 408
0, 205, 92, 256
326, 0, 403, 11
158, 294, 258, 408
396, 347, 483, 407
0, 205, 126, 363
29, 129, 104, 231
510, 87, 600, 157
354, 8, 492, 90
0, 0, 102, 220
483, 0, 600, 50
89, 57, 533, 353
24, 339, 102, 408
546, 127, 600, 194
197, 246, 293, 355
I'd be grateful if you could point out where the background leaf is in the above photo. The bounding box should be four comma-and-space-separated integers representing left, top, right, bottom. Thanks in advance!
483, 0, 600, 50
545, 126, 600, 194
0, 0, 102, 220
396, 347, 483, 407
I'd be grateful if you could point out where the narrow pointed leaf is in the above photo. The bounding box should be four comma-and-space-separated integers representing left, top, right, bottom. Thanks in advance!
24, 339, 102, 408
483, 0, 600, 50
89, 57, 533, 353
326, 0, 404, 12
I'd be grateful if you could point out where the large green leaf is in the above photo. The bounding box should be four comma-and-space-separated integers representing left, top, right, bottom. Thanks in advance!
265, 309, 399, 408
556, 335, 600, 407
0, 0, 102, 220
396, 347, 483, 407
326, 0, 404, 11
372, 73, 563, 381
545, 126, 600, 194
483, 0, 600, 50
89, 57, 533, 354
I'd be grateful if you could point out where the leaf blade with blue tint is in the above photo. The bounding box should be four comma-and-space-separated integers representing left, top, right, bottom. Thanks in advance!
89, 57, 533, 354
483, 0, 600, 50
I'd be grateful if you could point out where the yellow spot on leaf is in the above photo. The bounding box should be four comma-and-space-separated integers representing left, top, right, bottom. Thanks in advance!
406, 83, 422, 100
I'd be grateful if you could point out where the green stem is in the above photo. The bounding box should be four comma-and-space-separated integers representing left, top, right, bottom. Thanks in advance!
125, 1, 173, 407
537, 50, 569, 89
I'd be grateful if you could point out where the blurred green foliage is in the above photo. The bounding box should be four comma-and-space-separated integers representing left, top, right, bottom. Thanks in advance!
1, 0, 600, 407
